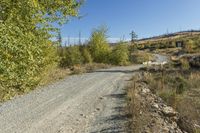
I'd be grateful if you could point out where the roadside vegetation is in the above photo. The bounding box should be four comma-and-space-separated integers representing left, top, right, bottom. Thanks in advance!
143, 66, 200, 132
0, 5, 133, 102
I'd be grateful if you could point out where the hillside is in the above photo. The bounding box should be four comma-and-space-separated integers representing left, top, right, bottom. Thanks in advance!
137, 30, 200, 45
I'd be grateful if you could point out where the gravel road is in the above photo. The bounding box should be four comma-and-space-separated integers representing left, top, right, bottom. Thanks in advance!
0, 64, 143, 133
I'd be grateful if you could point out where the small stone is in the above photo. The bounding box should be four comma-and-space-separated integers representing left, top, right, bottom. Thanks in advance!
96, 108, 100, 111
99, 97, 103, 100
152, 103, 159, 109
140, 111, 143, 115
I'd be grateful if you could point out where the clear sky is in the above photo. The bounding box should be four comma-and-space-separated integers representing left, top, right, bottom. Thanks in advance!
60, 0, 200, 44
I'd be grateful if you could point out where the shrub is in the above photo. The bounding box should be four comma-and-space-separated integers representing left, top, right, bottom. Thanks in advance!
111, 42, 130, 65
60, 46, 83, 67
175, 76, 189, 94
0, 23, 57, 92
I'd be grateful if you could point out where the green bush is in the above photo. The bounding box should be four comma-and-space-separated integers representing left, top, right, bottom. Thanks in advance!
111, 42, 130, 65
60, 46, 83, 67
0, 0, 81, 97
89, 26, 111, 63
0, 23, 57, 92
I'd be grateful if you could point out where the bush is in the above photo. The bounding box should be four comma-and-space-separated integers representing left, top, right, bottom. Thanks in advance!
60, 46, 83, 67
111, 42, 130, 65
89, 26, 111, 63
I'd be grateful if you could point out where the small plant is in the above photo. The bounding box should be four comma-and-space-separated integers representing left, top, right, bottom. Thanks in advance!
159, 91, 177, 107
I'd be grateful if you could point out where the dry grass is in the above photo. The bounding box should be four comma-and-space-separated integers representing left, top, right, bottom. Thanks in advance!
70, 63, 111, 74
127, 74, 150, 132
39, 67, 71, 86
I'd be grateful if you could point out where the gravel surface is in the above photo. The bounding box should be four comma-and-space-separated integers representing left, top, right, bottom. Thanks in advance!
0, 65, 143, 133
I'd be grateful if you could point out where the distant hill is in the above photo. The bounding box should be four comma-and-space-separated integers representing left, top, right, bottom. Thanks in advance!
137, 30, 200, 44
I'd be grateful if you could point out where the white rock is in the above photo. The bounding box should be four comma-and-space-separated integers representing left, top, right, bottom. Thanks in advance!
162, 106, 177, 117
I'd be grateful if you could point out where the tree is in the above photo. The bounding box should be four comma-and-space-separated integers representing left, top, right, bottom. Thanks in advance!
0, 0, 82, 92
130, 31, 138, 43
89, 26, 111, 63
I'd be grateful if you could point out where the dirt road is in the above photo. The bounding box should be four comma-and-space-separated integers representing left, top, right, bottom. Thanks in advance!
0, 64, 143, 133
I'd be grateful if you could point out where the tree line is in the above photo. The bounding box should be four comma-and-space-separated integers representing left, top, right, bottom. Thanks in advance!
59, 26, 130, 68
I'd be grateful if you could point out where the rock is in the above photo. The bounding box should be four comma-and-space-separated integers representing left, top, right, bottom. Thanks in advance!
162, 127, 170, 132
141, 88, 150, 94
162, 106, 177, 117
152, 103, 160, 109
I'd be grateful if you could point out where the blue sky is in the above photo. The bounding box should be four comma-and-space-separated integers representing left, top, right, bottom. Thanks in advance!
60, 0, 200, 44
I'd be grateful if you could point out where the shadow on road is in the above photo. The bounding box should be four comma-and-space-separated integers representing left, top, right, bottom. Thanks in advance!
93, 69, 140, 74
91, 93, 132, 133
